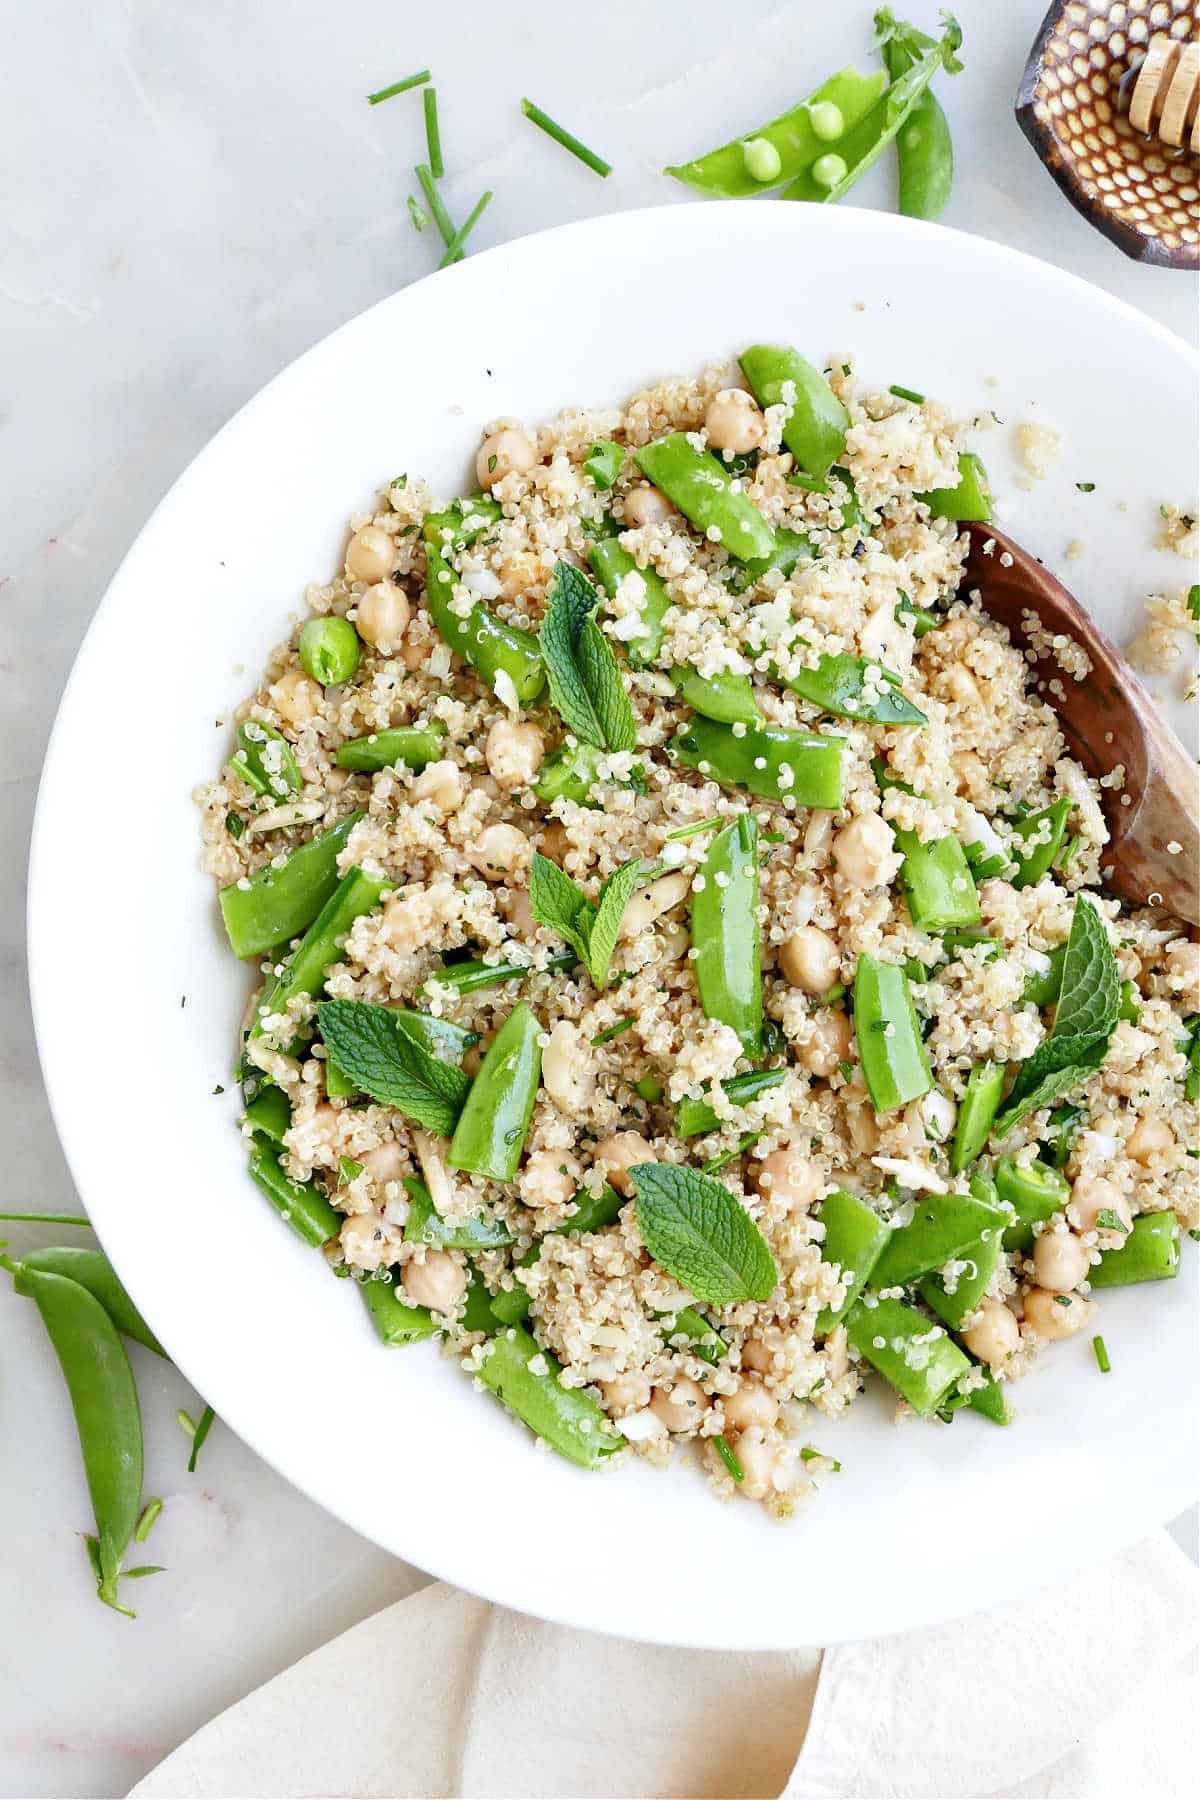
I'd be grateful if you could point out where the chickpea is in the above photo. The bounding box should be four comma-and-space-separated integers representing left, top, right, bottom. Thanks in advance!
731, 1426, 777, 1500
518, 1148, 581, 1212
1067, 1174, 1133, 1247
704, 388, 764, 456
380, 892, 425, 951
755, 1148, 822, 1211
400, 635, 429, 673
797, 1008, 854, 1078
469, 823, 530, 880
779, 925, 841, 994
1165, 938, 1200, 1012
1023, 1287, 1089, 1341
961, 1297, 1020, 1367
411, 758, 464, 812
339, 1212, 402, 1270
601, 1372, 650, 1415
1127, 1114, 1173, 1164
649, 1376, 710, 1433
485, 718, 544, 789
1032, 1228, 1091, 1293
741, 1338, 775, 1374
619, 870, 691, 941
359, 1142, 407, 1187
593, 1131, 652, 1196
722, 1382, 779, 1434
539, 821, 569, 861
496, 551, 544, 600
846, 1100, 880, 1154
542, 1020, 594, 1114
832, 812, 897, 888
401, 1249, 467, 1313
623, 484, 675, 529
502, 886, 535, 937
269, 669, 322, 728
355, 581, 410, 653
476, 428, 536, 490
345, 525, 395, 583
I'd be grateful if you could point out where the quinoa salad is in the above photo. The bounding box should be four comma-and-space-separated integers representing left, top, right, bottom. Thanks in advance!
198, 346, 1198, 1515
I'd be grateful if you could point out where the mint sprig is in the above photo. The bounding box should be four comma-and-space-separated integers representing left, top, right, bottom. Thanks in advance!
540, 561, 636, 753
529, 851, 642, 989
995, 896, 1118, 1137
317, 999, 470, 1135
630, 1162, 778, 1305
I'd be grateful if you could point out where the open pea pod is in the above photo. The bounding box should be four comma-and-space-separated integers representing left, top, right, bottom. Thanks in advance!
664, 64, 887, 197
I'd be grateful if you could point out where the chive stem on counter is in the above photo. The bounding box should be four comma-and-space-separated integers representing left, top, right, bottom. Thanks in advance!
367, 69, 431, 106
423, 86, 444, 178
438, 189, 493, 268
521, 98, 612, 177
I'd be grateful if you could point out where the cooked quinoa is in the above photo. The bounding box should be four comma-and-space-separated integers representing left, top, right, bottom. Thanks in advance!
198, 351, 1198, 1516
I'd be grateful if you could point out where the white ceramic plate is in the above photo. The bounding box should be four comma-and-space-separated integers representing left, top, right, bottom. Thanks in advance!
29, 204, 1198, 1650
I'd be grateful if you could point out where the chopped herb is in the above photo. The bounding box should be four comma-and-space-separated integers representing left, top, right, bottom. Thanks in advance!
1092, 1334, 1111, 1374
212, 1084, 225, 1096
634, 1074, 664, 1104
1187, 584, 1200, 624
487, 454, 498, 473
437, 187, 492, 268
225, 810, 244, 839
713, 1433, 744, 1482
889, 384, 925, 404
390, 473, 408, 490
800, 1445, 842, 1470
338, 1156, 364, 1184
1057, 832, 1083, 875
423, 85, 443, 178
520, 97, 612, 177
1054, 1294, 1073, 1306
187, 1404, 216, 1473
134, 1498, 162, 1543
367, 69, 431, 105
1095, 1208, 1131, 1234
837, 1058, 854, 1081
592, 1017, 634, 1046
1075, 481, 1095, 493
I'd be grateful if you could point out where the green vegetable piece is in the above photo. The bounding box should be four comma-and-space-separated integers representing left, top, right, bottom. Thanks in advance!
423, 84, 443, 177
250, 865, 388, 1043
324, 1058, 358, 1099
811, 153, 848, 188
740, 344, 848, 480
403, 1176, 513, 1249
487, 1283, 532, 1327
1011, 798, 1071, 890
460, 1271, 501, 1335
664, 64, 885, 197
919, 451, 992, 522
942, 928, 1000, 963
995, 1155, 1068, 1250
422, 949, 577, 998
871, 1186, 1009, 1289
1117, 978, 1141, 1025
950, 1061, 1005, 1172
672, 715, 845, 807
447, 1003, 541, 1181
853, 956, 933, 1114
298, 616, 361, 687
630, 1161, 778, 1305
532, 741, 604, 807
1089, 1211, 1181, 1287
674, 1068, 786, 1138
1021, 943, 1068, 1007
919, 1228, 1004, 1330
671, 666, 763, 727
19, 1247, 166, 1359
729, 526, 815, 594
813, 1189, 891, 1335
966, 1372, 1010, 1425
1044, 1101, 1084, 1168
231, 720, 302, 798
1186, 1027, 1200, 1103
844, 1296, 971, 1416
878, 9, 956, 221
241, 1082, 291, 1144
335, 725, 448, 773
186, 1404, 215, 1473
219, 813, 364, 959
587, 539, 670, 667
248, 1134, 341, 1246
634, 434, 776, 564
367, 68, 430, 105
390, 1010, 480, 1065
895, 830, 979, 931
584, 440, 624, 488
742, 136, 783, 182
423, 529, 546, 708
782, 653, 926, 726
635, 1073, 665, 1104
662, 1304, 727, 1364
478, 1325, 621, 1467
520, 97, 612, 178
691, 815, 762, 1057
359, 1275, 438, 1345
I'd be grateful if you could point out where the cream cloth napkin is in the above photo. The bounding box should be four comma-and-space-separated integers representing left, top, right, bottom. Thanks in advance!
132, 1533, 1198, 1800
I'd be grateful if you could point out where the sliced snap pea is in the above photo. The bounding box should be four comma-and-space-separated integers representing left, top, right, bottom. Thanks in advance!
783, 653, 926, 726
950, 1061, 1006, 1172
1043, 1101, 1084, 1169
879, 11, 955, 221
583, 440, 624, 489
476, 1324, 622, 1468
20, 1247, 166, 1359
1117, 979, 1141, 1025
844, 1295, 971, 1417
587, 539, 670, 667
424, 533, 546, 708
402, 1176, 513, 1249
633, 434, 776, 564
675, 1068, 786, 1138
250, 865, 388, 1044
729, 526, 815, 595
965, 1373, 1009, 1425
219, 813, 363, 959
672, 715, 845, 808
460, 1270, 502, 1335
391, 1010, 480, 1065
995, 1155, 1068, 1251
739, 345, 848, 480
230, 720, 302, 798
1021, 942, 1068, 1007
871, 1186, 1010, 1289
1011, 798, 1071, 890
241, 1082, 291, 1144
359, 1274, 438, 1345
1089, 1210, 1181, 1287
661, 1305, 727, 1364
488, 1182, 627, 1327
423, 949, 577, 998
813, 1189, 892, 1335
918, 451, 992, 523
942, 928, 1000, 963
248, 1133, 341, 1246
894, 830, 979, 931
533, 741, 604, 806
853, 956, 933, 1114
919, 1228, 1005, 1330
663, 65, 886, 197
335, 725, 448, 773
324, 1058, 358, 1100
691, 815, 762, 1058
671, 666, 763, 728
447, 1003, 541, 1181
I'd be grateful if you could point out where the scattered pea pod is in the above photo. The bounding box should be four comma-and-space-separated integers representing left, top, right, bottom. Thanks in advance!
919, 1219, 1005, 1330
250, 865, 388, 1044
878, 9, 955, 220
335, 725, 448, 773
675, 1068, 786, 1138
950, 1061, 1005, 1171
870, 1184, 1010, 1288
663, 64, 887, 197
19, 1247, 166, 1358
403, 1176, 513, 1249
995, 1155, 1068, 1251
853, 956, 933, 1114
231, 720, 302, 798
248, 1133, 342, 1246
894, 829, 980, 930
813, 1189, 892, 1335
359, 1274, 439, 1346
422, 503, 546, 706
844, 1294, 971, 1416
918, 450, 992, 523
782, 652, 927, 726
1089, 1210, 1181, 1286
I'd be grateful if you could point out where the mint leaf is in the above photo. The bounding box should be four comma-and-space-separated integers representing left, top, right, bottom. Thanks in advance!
993, 1060, 1099, 1139
540, 561, 635, 752
630, 1162, 778, 1304
586, 858, 643, 987
529, 852, 595, 963
996, 896, 1119, 1135
317, 999, 470, 1135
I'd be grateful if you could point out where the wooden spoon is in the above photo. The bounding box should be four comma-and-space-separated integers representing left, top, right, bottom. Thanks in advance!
962, 521, 1199, 927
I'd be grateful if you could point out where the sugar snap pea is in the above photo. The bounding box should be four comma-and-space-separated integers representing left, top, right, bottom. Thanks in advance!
853, 956, 933, 1114
19, 1248, 165, 1358
663, 65, 886, 197
995, 1155, 1068, 1250
783, 652, 927, 726
422, 505, 546, 706
1089, 1211, 1181, 1286
844, 1294, 971, 1416
477, 1324, 621, 1468
672, 715, 845, 808
403, 1176, 513, 1249
231, 719, 302, 798
950, 1061, 1005, 1172
241, 1084, 290, 1140
335, 725, 448, 773
878, 10, 955, 220
359, 1273, 439, 1345
813, 1189, 892, 1335
1010, 798, 1071, 890
248, 1133, 341, 1246
662, 1305, 727, 1364
219, 812, 364, 959
586, 539, 670, 667
729, 526, 815, 595
894, 829, 979, 931
1021, 942, 1068, 1007
918, 451, 991, 522
533, 741, 604, 806
447, 1003, 541, 1181
250, 865, 388, 1044
675, 1068, 786, 1138
633, 435, 775, 564
739, 345, 848, 481
672, 667, 763, 728
691, 814, 762, 1057
870, 1184, 1009, 1288
919, 1225, 1004, 1330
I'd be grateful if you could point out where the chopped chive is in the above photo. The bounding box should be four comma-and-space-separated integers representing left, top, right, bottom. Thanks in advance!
0, 1211, 90, 1225
437, 189, 493, 269
415, 163, 457, 253
1093, 1334, 1111, 1374
713, 1433, 744, 1482
177, 1409, 197, 1439
520, 97, 612, 177
702, 1131, 761, 1175
889, 384, 925, 404
406, 195, 429, 232
134, 1498, 163, 1543
423, 86, 443, 178
187, 1404, 216, 1473
1075, 481, 1096, 493
367, 69, 431, 106
664, 818, 721, 842
592, 1017, 634, 1046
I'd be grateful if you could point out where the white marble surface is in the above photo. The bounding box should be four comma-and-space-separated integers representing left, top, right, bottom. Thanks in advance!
0, 3, 1195, 1795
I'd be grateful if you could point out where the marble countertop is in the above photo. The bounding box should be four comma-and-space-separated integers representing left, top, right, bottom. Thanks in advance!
1, 3, 1195, 1794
